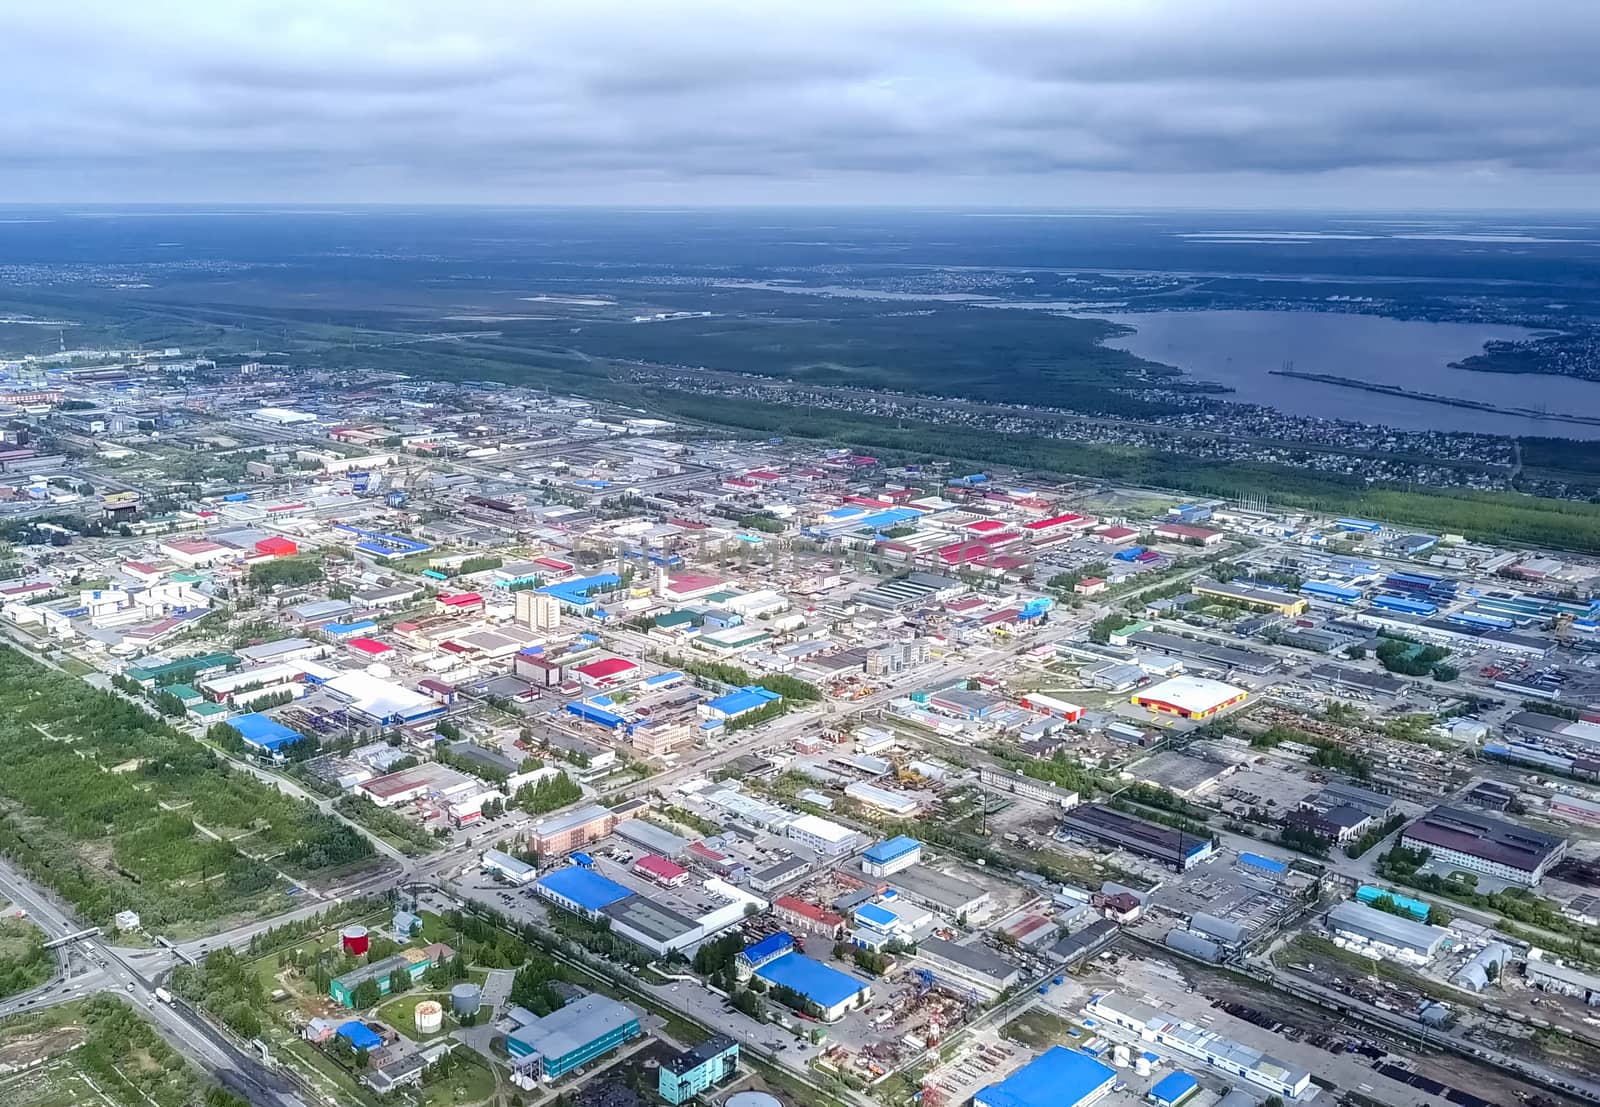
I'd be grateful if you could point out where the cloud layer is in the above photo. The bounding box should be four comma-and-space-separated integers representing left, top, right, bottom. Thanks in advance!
3, 0, 1597, 205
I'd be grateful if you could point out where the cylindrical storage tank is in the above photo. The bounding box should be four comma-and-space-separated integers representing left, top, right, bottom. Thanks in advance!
340, 924, 369, 956
727, 1093, 782, 1107
1134, 1057, 1152, 1078
450, 982, 482, 1018
414, 1000, 443, 1035
1112, 1044, 1130, 1068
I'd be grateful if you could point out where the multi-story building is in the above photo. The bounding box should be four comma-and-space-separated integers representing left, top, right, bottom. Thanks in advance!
515, 590, 562, 631
786, 813, 860, 856
862, 836, 922, 878
772, 895, 846, 939
529, 803, 630, 856
1400, 805, 1567, 886
659, 1035, 739, 1104
976, 765, 1080, 809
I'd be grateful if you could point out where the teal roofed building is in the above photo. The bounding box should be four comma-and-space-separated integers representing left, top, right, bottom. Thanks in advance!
659, 1035, 739, 1104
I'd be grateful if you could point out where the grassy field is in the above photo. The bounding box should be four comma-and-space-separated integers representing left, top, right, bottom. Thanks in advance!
376, 991, 457, 1040
417, 1053, 498, 1107
1000, 1008, 1080, 1051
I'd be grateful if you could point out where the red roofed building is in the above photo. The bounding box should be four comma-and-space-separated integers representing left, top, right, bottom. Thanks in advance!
633, 854, 689, 887
965, 518, 1008, 534
844, 495, 892, 508
434, 592, 485, 615
722, 477, 758, 491
1096, 525, 1139, 545
572, 656, 638, 686
1075, 577, 1108, 595
255, 536, 299, 557
746, 470, 783, 482
772, 895, 846, 938
662, 573, 725, 602
1021, 512, 1089, 539
347, 637, 393, 657
533, 556, 574, 572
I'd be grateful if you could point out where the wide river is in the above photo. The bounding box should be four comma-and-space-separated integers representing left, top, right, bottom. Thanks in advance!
1089, 309, 1600, 439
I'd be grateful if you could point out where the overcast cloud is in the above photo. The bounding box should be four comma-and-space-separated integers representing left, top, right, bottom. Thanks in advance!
2, 0, 1597, 207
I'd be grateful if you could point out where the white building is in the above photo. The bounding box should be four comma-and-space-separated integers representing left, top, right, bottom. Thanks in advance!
1085, 992, 1313, 1101
786, 813, 860, 856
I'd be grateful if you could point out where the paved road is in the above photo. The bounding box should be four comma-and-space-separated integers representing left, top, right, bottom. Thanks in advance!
0, 857, 307, 1107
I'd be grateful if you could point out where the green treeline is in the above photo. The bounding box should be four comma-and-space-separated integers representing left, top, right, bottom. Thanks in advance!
0, 645, 372, 930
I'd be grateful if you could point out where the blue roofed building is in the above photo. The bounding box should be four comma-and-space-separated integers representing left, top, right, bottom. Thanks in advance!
1148, 1072, 1199, 1106
534, 866, 633, 919
229, 713, 305, 758
506, 995, 641, 1081
748, 950, 871, 1022
738, 931, 795, 973
974, 1046, 1116, 1107
699, 686, 781, 722
862, 836, 922, 878
337, 1021, 384, 1051
1237, 852, 1288, 877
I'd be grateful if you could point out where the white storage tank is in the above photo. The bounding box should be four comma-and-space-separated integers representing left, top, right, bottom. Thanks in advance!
1134, 1056, 1153, 1077
1112, 1044, 1130, 1068
415, 1000, 443, 1035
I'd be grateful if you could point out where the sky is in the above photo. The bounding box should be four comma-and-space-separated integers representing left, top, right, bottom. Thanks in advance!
4, 0, 1598, 208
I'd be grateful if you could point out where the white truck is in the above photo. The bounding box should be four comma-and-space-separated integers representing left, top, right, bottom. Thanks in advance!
154, 987, 173, 1005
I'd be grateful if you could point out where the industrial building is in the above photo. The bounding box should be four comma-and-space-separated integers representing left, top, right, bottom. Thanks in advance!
1130, 675, 1248, 720
1525, 958, 1600, 1005
1192, 578, 1307, 616
740, 934, 871, 1021
659, 1035, 740, 1105
1085, 992, 1312, 1101
1060, 804, 1216, 871
914, 937, 1021, 997
533, 866, 634, 918
749, 857, 810, 893
329, 949, 434, 1007
862, 836, 923, 878
890, 865, 992, 921
1400, 806, 1567, 886
973, 1045, 1117, 1107
482, 848, 538, 884
507, 994, 641, 1081
771, 895, 846, 938
975, 765, 1080, 808
1326, 901, 1449, 961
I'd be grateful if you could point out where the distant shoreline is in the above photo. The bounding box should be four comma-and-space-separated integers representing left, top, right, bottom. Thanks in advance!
1267, 369, 1600, 427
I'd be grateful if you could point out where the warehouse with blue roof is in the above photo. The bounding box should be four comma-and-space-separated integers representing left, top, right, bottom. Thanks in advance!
1300, 580, 1361, 605
700, 686, 781, 722
534, 866, 633, 918
1148, 1071, 1199, 1106
229, 713, 305, 757
538, 573, 621, 613
747, 950, 871, 1021
974, 1046, 1116, 1107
